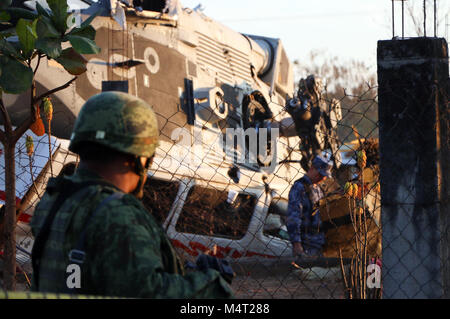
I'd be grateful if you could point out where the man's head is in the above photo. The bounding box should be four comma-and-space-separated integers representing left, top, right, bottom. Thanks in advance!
69, 91, 159, 198
307, 155, 332, 184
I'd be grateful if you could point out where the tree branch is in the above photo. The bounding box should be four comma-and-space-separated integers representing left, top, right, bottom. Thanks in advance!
0, 98, 6, 144
12, 116, 34, 145
13, 80, 38, 144
33, 77, 77, 104
0, 98, 12, 136
34, 55, 42, 76
0, 126, 5, 145
13, 77, 77, 144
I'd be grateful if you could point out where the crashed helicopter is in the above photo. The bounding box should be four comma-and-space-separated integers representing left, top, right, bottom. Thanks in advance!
3, 0, 344, 265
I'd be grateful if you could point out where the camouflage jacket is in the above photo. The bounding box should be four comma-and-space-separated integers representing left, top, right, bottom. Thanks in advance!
30, 168, 233, 298
286, 176, 325, 250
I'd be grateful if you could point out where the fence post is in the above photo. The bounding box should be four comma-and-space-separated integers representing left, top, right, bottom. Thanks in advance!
377, 37, 449, 298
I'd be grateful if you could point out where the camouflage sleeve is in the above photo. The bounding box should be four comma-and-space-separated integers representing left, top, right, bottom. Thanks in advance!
286, 181, 305, 243
87, 196, 233, 299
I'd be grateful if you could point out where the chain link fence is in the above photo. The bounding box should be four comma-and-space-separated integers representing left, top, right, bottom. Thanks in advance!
0, 0, 448, 302
376, 36, 449, 299
1, 74, 448, 299
0, 81, 387, 299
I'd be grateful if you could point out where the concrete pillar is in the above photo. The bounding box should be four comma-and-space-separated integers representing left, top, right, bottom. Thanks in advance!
377, 37, 449, 298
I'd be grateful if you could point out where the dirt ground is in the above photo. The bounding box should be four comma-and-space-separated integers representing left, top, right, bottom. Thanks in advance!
4, 252, 347, 299
232, 270, 345, 299
6, 275, 344, 299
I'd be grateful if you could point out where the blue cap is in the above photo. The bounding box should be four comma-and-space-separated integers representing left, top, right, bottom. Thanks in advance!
312, 156, 332, 177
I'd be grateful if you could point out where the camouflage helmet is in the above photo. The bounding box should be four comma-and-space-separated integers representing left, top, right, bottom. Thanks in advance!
69, 91, 159, 158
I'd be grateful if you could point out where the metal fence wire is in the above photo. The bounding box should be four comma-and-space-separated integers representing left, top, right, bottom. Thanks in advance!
1, 0, 449, 300
1, 69, 449, 299
0, 81, 390, 299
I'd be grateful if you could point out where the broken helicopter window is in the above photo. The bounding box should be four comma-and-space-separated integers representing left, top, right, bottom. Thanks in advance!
175, 186, 256, 240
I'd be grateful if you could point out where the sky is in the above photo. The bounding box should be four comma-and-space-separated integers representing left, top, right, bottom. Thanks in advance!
180, 0, 450, 70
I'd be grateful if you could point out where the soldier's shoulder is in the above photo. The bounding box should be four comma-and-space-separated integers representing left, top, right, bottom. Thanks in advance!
90, 192, 163, 246
97, 191, 155, 226
97, 191, 145, 214
292, 179, 307, 190
289, 179, 308, 199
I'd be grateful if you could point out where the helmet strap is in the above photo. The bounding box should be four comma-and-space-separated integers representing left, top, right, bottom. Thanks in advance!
130, 156, 149, 199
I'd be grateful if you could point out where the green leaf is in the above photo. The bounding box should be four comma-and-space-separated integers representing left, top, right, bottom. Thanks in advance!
6, 7, 38, 21
1, 39, 23, 58
0, 27, 15, 39
55, 47, 87, 75
31, 18, 38, 37
0, 56, 33, 94
67, 34, 100, 55
36, 37, 61, 59
0, 0, 12, 10
36, 15, 60, 38
67, 25, 96, 41
66, 10, 99, 41
0, 11, 10, 22
47, 0, 68, 33
16, 18, 38, 54
0, 38, 19, 57
35, 1, 51, 18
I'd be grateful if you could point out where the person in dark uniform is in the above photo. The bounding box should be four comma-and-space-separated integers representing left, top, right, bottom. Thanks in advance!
286, 156, 332, 257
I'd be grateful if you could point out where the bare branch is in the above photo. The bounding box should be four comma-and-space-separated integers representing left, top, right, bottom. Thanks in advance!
407, 3, 423, 36
12, 78, 37, 144
33, 77, 77, 104
0, 126, 5, 145
13, 76, 77, 143
0, 97, 6, 144
0, 98, 13, 135
12, 116, 34, 144
34, 55, 42, 76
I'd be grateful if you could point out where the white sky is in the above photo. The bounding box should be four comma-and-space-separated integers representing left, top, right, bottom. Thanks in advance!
180, 0, 450, 70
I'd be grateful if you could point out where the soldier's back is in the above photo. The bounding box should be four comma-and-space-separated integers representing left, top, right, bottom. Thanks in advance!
31, 168, 233, 298
30, 168, 130, 293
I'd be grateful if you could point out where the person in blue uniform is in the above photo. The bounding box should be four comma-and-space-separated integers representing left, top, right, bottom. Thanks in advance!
287, 156, 332, 257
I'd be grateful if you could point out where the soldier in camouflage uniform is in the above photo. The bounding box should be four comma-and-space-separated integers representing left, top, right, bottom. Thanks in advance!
30, 92, 233, 298
286, 156, 332, 257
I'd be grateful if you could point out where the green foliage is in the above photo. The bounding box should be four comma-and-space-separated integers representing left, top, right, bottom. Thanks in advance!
0, 0, 11, 11
0, 37, 19, 57
36, 16, 60, 38
0, 0, 100, 94
0, 55, 33, 94
5, 7, 38, 21
35, 1, 50, 18
16, 18, 38, 57
46, 0, 68, 33
68, 24, 95, 40
66, 34, 100, 54
35, 37, 61, 59
0, 11, 10, 22
55, 47, 87, 75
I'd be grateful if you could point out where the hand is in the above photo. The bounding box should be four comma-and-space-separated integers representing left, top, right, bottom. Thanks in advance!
196, 254, 235, 285
292, 242, 304, 256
